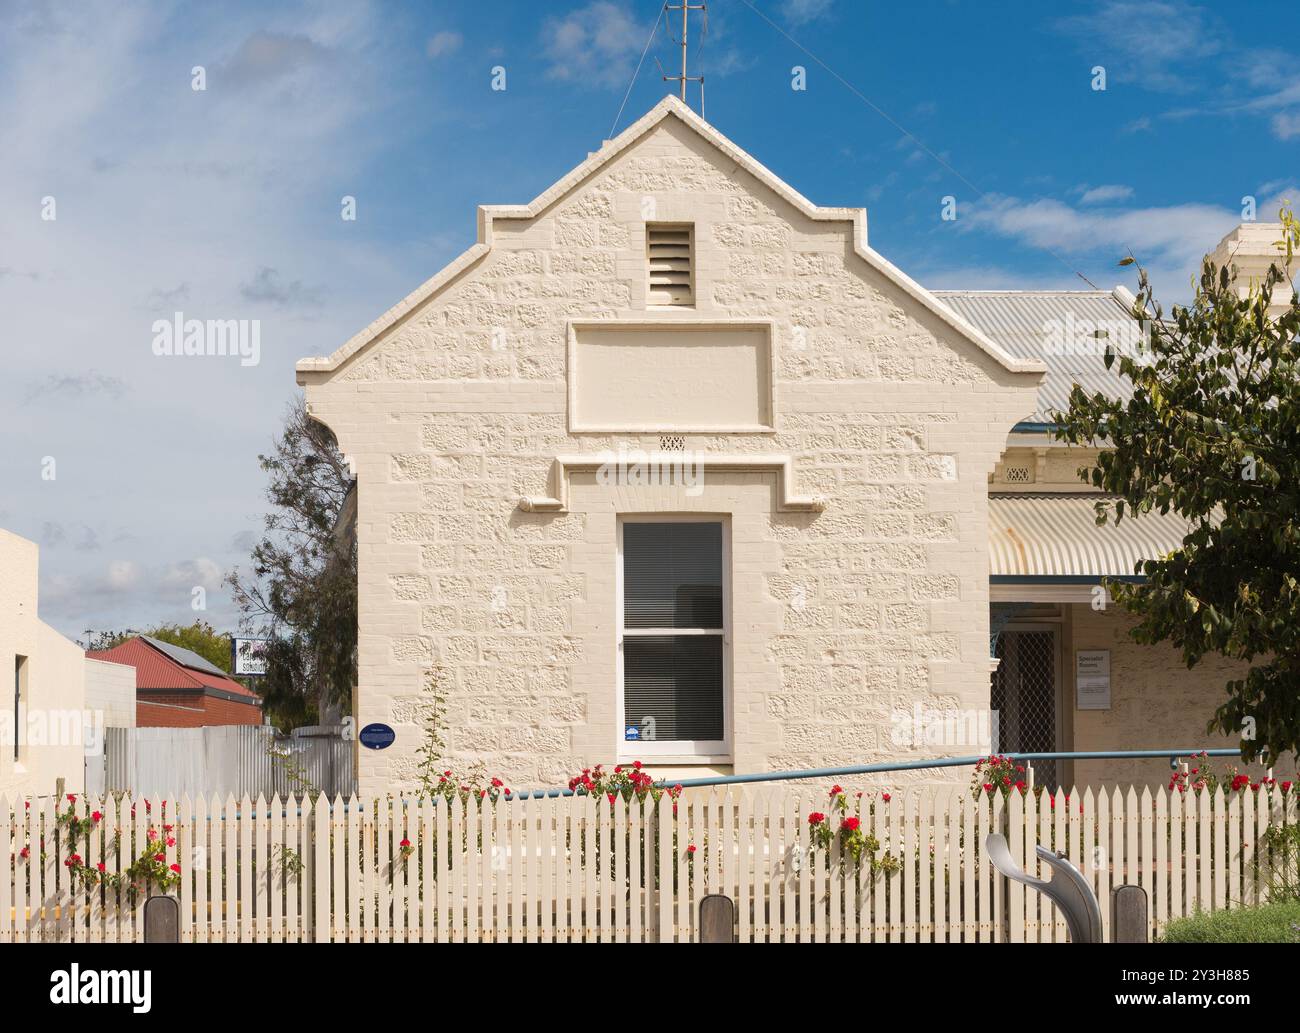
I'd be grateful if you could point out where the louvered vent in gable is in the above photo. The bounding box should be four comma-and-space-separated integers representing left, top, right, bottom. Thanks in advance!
647, 224, 694, 306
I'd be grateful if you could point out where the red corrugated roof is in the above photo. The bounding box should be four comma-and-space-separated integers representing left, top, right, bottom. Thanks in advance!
86, 638, 260, 701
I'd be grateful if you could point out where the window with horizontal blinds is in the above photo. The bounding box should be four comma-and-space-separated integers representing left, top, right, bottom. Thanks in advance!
624, 636, 723, 742
623, 522, 721, 628
621, 521, 725, 747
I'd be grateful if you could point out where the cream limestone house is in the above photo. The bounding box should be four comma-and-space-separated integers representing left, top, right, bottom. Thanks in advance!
1, 528, 135, 797
297, 96, 1276, 795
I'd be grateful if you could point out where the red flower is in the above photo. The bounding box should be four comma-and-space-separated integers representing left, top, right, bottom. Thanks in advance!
169, 864, 181, 874
97, 862, 106, 872
91, 811, 103, 823
841, 817, 861, 832
633, 761, 642, 769
686, 844, 696, 854
67, 794, 77, 804
490, 777, 503, 788
154, 853, 166, 863
807, 812, 826, 825
881, 792, 891, 803
19, 847, 29, 859
399, 838, 411, 848
166, 837, 176, 847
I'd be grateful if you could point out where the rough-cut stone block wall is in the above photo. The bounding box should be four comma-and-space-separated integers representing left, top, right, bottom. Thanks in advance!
303, 116, 1040, 794
1068, 604, 1291, 788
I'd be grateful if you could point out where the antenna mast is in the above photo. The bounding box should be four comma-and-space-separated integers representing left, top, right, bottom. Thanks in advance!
662, 1, 706, 111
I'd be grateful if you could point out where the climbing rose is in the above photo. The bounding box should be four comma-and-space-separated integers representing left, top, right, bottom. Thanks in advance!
841, 817, 861, 832
807, 812, 826, 824
399, 838, 411, 848
154, 853, 166, 862
169, 864, 181, 874
91, 811, 103, 823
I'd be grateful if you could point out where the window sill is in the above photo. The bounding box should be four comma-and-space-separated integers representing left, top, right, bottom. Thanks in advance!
616, 753, 733, 767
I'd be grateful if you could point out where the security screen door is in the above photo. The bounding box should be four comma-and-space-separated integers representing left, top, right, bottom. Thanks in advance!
619, 520, 726, 755
991, 628, 1060, 792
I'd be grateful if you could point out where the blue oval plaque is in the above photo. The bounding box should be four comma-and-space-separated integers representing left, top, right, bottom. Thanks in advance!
359, 722, 396, 750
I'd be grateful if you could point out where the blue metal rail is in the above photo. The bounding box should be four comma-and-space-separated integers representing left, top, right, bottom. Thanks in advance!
501, 747, 1246, 800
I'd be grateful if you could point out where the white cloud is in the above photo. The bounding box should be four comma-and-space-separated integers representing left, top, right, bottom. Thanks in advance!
1270, 111, 1300, 140
426, 31, 462, 59
1078, 184, 1135, 205
541, 1, 644, 89
1055, 1, 1222, 92
785, 0, 835, 25
960, 194, 1241, 299
0, 1, 414, 639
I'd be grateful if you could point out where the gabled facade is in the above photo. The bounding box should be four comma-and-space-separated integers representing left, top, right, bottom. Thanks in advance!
298, 97, 1045, 793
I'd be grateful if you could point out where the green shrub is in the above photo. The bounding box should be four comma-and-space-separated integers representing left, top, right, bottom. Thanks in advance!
1161, 902, 1300, 943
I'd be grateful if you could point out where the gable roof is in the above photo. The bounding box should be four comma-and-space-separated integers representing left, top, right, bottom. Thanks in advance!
933, 288, 1138, 427
86, 637, 260, 701
296, 95, 1044, 381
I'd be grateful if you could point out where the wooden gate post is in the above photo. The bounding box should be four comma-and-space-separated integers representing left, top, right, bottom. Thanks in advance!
1111, 885, 1148, 943
143, 895, 179, 943
699, 894, 735, 943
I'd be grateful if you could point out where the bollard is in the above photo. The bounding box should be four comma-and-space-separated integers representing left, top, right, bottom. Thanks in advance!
143, 895, 180, 944
1111, 885, 1148, 943
698, 894, 735, 943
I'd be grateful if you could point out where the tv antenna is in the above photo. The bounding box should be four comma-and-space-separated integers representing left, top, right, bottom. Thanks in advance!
660, 1, 707, 113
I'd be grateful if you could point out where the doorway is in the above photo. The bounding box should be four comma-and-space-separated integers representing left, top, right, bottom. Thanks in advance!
991, 627, 1061, 792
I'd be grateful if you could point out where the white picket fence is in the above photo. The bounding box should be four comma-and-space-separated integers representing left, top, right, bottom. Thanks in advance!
2, 784, 1296, 943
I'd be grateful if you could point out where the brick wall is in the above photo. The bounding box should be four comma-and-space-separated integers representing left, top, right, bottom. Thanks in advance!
137, 692, 262, 728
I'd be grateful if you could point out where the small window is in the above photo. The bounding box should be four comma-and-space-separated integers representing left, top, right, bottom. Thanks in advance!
14, 655, 27, 761
646, 224, 694, 306
619, 520, 727, 756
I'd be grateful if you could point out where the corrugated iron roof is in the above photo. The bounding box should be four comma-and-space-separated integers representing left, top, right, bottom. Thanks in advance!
86, 637, 260, 701
933, 290, 1137, 425
988, 494, 1193, 578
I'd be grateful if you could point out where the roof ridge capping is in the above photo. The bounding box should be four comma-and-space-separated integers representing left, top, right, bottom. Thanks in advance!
296, 95, 1043, 379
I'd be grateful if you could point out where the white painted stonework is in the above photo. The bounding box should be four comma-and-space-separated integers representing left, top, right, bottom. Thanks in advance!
298, 97, 1044, 794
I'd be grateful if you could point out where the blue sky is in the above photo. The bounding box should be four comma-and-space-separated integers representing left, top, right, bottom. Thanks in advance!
1, 0, 1296, 640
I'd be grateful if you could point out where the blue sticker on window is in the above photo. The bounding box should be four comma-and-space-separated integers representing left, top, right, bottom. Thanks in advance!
624, 725, 640, 741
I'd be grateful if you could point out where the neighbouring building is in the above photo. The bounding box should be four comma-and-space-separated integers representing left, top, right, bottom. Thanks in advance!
1, 528, 135, 796
296, 96, 1293, 795
86, 636, 263, 728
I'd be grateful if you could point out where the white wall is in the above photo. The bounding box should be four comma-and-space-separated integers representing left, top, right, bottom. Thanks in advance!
0, 528, 91, 796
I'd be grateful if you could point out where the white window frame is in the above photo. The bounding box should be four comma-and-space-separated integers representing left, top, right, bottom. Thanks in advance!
616, 514, 731, 763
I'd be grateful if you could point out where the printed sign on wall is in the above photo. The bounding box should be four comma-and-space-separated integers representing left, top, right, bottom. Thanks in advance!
1076, 649, 1111, 710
